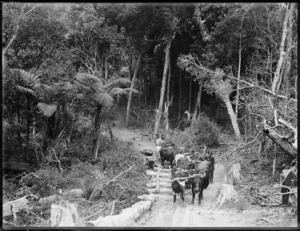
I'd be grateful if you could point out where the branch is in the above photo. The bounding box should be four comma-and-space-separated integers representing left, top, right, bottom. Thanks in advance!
189, 59, 296, 102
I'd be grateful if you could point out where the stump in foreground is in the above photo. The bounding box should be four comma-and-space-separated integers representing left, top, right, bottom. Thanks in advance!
212, 184, 238, 209
50, 199, 80, 227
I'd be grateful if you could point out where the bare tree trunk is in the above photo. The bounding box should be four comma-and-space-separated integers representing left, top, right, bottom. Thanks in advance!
104, 53, 109, 81
17, 106, 23, 157
125, 53, 142, 127
280, 3, 294, 93
271, 3, 292, 93
154, 36, 171, 134
188, 78, 192, 112
235, 31, 242, 115
26, 96, 30, 157
192, 79, 203, 121
224, 96, 241, 140
93, 105, 102, 159
165, 60, 171, 130
178, 74, 182, 122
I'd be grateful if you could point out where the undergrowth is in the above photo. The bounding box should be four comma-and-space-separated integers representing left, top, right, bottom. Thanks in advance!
170, 113, 221, 149
3, 137, 149, 227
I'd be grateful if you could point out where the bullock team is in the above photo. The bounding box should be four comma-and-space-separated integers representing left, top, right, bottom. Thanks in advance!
152, 135, 215, 205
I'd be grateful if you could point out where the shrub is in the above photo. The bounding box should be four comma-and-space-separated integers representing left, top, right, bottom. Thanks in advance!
172, 113, 221, 148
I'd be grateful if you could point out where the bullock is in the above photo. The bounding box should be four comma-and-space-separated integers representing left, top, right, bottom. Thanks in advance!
159, 146, 176, 168
171, 178, 188, 203
174, 154, 194, 170
186, 172, 210, 204
144, 157, 155, 170
194, 160, 214, 183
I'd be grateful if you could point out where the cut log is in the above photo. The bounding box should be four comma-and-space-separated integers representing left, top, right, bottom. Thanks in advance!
3, 189, 83, 217
146, 188, 173, 194
213, 184, 238, 209
50, 199, 79, 227
140, 147, 156, 156
3, 194, 37, 217
3, 161, 35, 172
225, 163, 241, 185
146, 170, 171, 178
146, 181, 171, 188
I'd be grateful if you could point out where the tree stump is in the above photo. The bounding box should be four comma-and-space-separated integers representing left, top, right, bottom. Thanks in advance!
213, 184, 238, 209
280, 166, 297, 204
225, 163, 241, 185
50, 199, 79, 227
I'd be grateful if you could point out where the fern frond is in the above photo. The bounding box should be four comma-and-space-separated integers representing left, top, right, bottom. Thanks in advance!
33, 83, 55, 102
103, 78, 131, 92
52, 81, 73, 91
37, 102, 57, 117
108, 88, 128, 97
18, 70, 40, 87
16, 85, 35, 95
123, 88, 139, 94
74, 73, 104, 91
93, 92, 114, 108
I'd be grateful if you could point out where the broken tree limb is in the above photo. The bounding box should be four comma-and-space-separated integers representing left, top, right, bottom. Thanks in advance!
263, 120, 297, 158
278, 118, 297, 150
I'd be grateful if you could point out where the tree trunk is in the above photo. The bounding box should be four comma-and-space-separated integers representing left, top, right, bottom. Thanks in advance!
224, 96, 241, 140
192, 79, 203, 121
154, 36, 172, 134
26, 96, 30, 157
271, 3, 292, 93
17, 106, 23, 156
177, 74, 182, 122
125, 53, 142, 127
280, 3, 294, 93
93, 105, 102, 159
165, 59, 171, 130
235, 31, 242, 115
188, 78, 192, 112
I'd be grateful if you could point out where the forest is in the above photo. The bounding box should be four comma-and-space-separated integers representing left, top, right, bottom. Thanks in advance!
2, 3, 297, 227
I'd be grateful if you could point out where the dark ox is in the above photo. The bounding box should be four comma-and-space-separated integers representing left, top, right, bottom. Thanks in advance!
186, 172, 210, 204
171, 178, 188, 203
175, 154, 195, 170
194, 159, 215, 183
159, 146, 176, 168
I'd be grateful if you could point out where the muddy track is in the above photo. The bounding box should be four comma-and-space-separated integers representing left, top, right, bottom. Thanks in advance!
112, 128, 297, 228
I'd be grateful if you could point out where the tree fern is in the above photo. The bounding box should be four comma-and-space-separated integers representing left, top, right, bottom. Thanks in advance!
74, 73, 104, 91
93, 92, 114, 108
15, 85, 35, 95
103, 77, 131, 92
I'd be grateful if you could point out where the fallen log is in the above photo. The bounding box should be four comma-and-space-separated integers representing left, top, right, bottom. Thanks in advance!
146, 188, 173, 194
3, 189, 83, 217
263, 122, 297, 158
146, 170, 171, 178
146, 182, 171, 188
3, 161, 35, 172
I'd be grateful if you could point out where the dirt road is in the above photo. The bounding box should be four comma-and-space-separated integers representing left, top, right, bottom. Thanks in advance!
112, 127, 298, 228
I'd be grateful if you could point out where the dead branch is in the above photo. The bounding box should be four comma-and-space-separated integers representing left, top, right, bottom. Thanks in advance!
226, 131, 261, 158
133, 110, 143, 123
